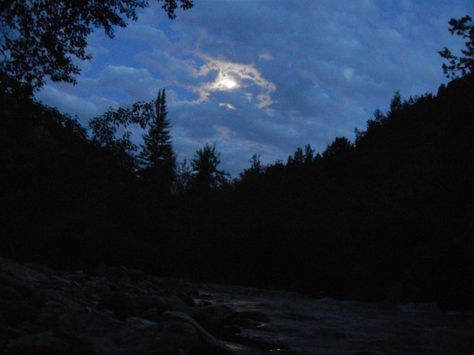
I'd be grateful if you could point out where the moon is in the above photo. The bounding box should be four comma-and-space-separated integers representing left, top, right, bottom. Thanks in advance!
220, 76, 238, 90
221, 77, 238, 90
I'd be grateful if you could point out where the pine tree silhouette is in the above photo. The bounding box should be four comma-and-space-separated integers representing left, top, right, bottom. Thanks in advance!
139, 89, 176, 190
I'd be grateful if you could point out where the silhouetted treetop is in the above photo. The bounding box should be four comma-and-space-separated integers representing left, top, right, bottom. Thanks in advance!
0, 0, 193, 94
191, 143, 228, 191
239, 153, 264, 182
439, 15, 473, 78
322, 137, 353, 160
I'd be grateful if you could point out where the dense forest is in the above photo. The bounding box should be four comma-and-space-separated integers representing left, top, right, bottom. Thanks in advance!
1, 3, 473, 310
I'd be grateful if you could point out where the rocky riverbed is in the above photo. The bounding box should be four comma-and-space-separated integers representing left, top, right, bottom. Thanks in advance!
1, 256, 473, 354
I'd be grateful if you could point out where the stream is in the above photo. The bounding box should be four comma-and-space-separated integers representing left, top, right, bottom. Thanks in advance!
199, 283, 474, 354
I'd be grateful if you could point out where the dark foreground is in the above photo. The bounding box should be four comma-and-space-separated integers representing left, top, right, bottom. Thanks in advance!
1, 256, 473, 354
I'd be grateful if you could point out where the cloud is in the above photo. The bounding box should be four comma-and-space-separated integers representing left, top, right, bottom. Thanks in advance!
36, 85, 117, 121
190, 55, 276, 108
219, 102, 236, 110
259, 52, 273, 62
35, 0, 474, 174
80, 65, 163, 102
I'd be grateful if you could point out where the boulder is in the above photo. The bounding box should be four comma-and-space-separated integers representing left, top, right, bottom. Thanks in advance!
161, 311, 234, 354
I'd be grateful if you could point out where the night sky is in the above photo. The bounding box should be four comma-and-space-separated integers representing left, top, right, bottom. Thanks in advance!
35, 0, 473, 175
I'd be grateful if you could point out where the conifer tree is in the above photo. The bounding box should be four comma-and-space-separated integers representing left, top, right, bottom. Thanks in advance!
139, 89, 175, 189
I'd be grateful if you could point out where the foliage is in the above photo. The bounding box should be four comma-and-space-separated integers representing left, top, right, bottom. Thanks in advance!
89, 101, 155, 170
439, 15, 474, 78
0, 0, 193, 94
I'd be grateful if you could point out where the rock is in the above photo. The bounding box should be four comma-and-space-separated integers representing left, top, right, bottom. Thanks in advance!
97, 292, 135, 320
52, 307, 226, 355
164, 304, 235, 338
128, 268, 148, 282
142, 308, 164, 322
135, 294, 168, 314
231, 310, 269, 323
0, 257, 48, 296
177, 293, 195, 307
201, 304, 234, 321
227, 310, 270, 329
32, 289, 82, 330
0, 258, 239, 354
197, 293, 213, 300
162, 311, 235, 354
196, 300, 212, 307
66, 270, 86, 283
94, 264, 129, 283
57, 307, 122, 335
165, 295, 187, 308
6, 332, 69, 355
125, 317, 157, 330
55, 307, 124, 354
153, 319, 201, 354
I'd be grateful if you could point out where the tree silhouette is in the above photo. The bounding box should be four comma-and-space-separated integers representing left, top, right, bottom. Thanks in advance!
439, 15, 473, 78
239, 153, 264, 183
190, 143, 228, 191
174, 158, 193, 193
303, 144, 315, 164
389, 91, 403, 113
139, 89, 176, 189
0, 0, 193, 94
89, 108, 138, 170
322, 137, 353, 160
288, 147, 304, 166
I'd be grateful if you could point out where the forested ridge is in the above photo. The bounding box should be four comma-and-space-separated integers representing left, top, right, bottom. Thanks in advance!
1, 5, 473, 310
